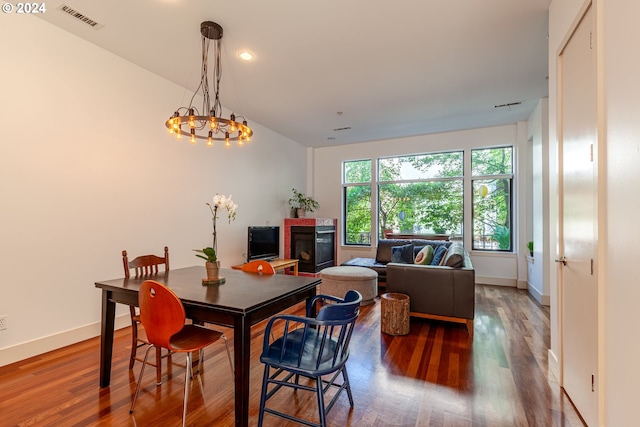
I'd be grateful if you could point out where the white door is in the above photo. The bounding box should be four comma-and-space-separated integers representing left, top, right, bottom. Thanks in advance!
559, 4, 598, 426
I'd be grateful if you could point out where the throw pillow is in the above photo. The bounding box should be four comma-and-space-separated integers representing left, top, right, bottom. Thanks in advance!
376, 240, 405, 264
413, 245, 425, 259
443, 242, 465, 268
430, 245, 447, 266
415, 245, 434, 265
439, 248, 449, 265
391, 244, 414, 264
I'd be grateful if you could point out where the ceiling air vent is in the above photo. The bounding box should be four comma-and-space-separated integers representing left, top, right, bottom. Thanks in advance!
57, 4, 104, 29
494, 101, 522, 109
333, 127, 352, 132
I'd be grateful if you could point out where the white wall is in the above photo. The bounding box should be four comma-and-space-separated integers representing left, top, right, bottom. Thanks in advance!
527, 98, 549, 305
0, 16, 307, 365
599, 1, 640, 425
312, 124, 527, 286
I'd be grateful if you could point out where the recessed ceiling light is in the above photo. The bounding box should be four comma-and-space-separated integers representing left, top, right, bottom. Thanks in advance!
237, 50, 255, 61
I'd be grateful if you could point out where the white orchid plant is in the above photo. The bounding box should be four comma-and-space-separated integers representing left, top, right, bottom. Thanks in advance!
194, 194, 238, 263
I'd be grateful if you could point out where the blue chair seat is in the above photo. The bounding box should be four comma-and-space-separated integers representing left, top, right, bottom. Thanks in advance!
263, 325, 344, 374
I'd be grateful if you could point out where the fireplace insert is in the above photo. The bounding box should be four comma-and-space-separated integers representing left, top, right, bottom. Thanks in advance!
290, 225, 335, 273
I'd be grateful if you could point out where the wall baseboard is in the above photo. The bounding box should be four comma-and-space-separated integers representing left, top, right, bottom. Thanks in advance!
527, 284, 551, 306
517, 279, 528, 290
476, 275, 517, 287
0, 314, 130, 368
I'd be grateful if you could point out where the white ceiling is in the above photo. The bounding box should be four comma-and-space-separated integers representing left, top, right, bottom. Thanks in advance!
36, 0, 550, 148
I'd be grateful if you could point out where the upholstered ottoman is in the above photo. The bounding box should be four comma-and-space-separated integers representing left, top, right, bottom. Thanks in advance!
320, 266, 378, 305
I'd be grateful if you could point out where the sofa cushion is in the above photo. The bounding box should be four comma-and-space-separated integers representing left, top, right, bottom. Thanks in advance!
375, 239, 452, 264
415, 245, 434, 265
376, 240, 404, 263
431, 245, 447, 265
391, 244, 414, 264
443, 242, 465, 268
342, 257, 378, 268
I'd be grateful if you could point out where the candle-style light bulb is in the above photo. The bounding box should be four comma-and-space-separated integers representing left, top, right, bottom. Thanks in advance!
188, 108, 196, 128
225, 132, 230, 147
229, 113, 236, 133
242, 120, 249, 138
190, 129, 196, 144
207, 131, 213, 147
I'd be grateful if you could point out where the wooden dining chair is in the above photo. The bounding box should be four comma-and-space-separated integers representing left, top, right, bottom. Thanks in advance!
129, 280, 233, 427
241, 259, 276, 275
258, 290, 363, 427
122, 246, 170, 384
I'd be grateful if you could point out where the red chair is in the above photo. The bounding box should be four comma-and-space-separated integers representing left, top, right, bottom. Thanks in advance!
122, 247, 169, 384
241, 259, 276, 275
129, 280, 233, 427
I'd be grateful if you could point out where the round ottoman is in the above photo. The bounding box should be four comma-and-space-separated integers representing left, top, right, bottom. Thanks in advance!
320, 266, 378, 305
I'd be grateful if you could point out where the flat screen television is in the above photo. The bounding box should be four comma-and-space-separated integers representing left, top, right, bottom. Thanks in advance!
247, 226, 280, 262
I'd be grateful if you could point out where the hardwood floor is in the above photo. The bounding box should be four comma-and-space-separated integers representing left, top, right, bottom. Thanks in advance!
0, 285, 584, 426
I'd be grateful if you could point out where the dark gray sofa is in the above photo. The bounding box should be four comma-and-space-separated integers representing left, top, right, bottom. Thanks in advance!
342, 239, 475, 333
342, 239, 453, 282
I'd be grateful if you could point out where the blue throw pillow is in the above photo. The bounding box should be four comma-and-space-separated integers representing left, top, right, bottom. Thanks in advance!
391, 244, 414, 264
430, 245, 447, 266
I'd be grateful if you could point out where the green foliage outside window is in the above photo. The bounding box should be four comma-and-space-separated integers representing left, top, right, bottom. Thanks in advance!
343, 160, 372, 245
472, 147, 513, 250
378, 152, 463, 239
342, 147, 514, 252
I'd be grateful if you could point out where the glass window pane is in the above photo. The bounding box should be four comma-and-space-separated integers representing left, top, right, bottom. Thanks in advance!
473, 179, 512, 250
379, 152, 463, 181
378, 181, 463, 239
344, 186, 372, 245
471, 147, 513, 176
344, 160, 371, 184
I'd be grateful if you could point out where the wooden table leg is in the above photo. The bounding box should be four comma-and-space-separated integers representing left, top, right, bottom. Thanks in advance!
233, 315, 251, 427
99, 290, 116, 387
293, 261, 298, 276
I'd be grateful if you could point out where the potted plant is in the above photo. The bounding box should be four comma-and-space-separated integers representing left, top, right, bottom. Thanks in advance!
288, 188, 319, 218
527, 241, 534, 257
194, 247, 219, 280
195, 193, 237, 282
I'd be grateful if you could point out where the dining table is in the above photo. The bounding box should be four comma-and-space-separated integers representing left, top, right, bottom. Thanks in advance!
95, 266, 321, 427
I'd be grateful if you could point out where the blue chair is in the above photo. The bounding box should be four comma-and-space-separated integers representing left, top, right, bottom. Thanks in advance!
258, 290, 362, 427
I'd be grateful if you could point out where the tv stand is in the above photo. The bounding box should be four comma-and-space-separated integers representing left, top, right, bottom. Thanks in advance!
231, 258, 299, 276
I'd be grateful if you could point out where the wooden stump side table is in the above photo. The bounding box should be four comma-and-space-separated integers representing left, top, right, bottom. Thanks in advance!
381, 292, 410, 335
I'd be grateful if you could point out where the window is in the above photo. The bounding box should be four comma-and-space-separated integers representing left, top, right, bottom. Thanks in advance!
471, 147, 513, 251
342, 160, 372, 245
378, 152, 463, 240
342, 146, 515, 252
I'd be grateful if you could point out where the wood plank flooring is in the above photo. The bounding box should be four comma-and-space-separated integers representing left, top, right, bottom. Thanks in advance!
0, 285, 584, 426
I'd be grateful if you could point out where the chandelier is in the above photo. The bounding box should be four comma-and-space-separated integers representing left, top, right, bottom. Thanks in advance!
166, 21, 253, 147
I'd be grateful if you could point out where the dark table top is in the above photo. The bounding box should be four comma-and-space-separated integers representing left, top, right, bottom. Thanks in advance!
95, 266, 321, 316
